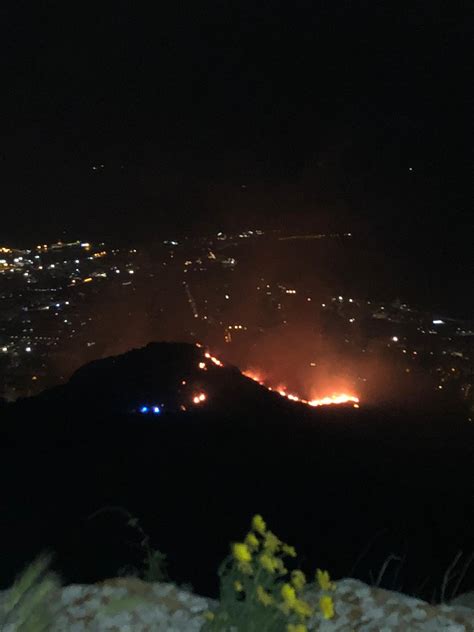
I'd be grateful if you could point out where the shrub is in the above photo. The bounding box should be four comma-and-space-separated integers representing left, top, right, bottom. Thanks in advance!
89, 506, 168, 582
202, 515, 335, 632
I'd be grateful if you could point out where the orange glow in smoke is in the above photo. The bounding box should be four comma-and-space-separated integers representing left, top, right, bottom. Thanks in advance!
243, 370, 360, 408
242, 369, 265, 385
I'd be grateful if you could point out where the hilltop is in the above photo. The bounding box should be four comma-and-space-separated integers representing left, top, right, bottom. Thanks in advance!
8, 342, 322, 421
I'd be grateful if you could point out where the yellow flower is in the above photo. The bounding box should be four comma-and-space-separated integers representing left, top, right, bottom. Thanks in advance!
287, 625, 307, 632
232, 542, 252, 563
282, 543, 297, 558
263, 531, 281, 553
316, 568, 335, 591
281, 583, 297, 607
203, 611, 215, 621
233, 580, 244, 592
291, 569, 306, 591
259, 552, 278, 573
319, 595, 335, 620
245, 532, 260, 551
274, 557, 287, 575
256, 584, 274, 607
293, 598, 313, 619
252, 514, 266, 535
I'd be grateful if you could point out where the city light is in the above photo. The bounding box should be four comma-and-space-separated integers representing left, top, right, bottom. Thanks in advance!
0, 231, 472, 417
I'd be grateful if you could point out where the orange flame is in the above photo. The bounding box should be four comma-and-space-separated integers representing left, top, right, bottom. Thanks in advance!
204, 352, 223, 367
199, 355, 360, 409
242, 369, 265, 385
193, 392, 207, 404
307, 394, 359, 407
243, 370, 359, 408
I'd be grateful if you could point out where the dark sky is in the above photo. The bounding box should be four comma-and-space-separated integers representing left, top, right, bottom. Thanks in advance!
1, 2, 472, 247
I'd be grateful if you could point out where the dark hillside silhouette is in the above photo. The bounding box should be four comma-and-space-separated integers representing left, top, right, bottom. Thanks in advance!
1, 342, 473, 602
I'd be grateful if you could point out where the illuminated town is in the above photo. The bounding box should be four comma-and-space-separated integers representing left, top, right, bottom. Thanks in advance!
0, 231, 472, 419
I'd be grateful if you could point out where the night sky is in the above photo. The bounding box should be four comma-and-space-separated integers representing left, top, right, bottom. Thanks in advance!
1, 3, 472, 251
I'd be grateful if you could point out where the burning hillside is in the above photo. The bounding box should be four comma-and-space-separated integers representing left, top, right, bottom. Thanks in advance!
242, 369, 360, 408
194, 345, 360, 409
14, 342, 360, 420
175, 347, 361, 411
194, 346, 360, 409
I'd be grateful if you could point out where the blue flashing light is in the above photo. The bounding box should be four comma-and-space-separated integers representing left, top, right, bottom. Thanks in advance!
152, 406, 161, 414
139, 405, 149, 414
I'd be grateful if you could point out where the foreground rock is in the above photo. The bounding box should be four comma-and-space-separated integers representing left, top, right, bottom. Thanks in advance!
306, 578, 474, 631
1, 577, 474, 630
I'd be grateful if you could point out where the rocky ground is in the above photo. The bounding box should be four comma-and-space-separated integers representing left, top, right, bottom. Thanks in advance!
2, 576, 474, 631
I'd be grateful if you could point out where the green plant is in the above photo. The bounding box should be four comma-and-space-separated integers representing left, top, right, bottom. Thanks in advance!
440, 550, 474, 603
0, 554, 61, 632
202, 515, 336, 632
89, 506, 168, 582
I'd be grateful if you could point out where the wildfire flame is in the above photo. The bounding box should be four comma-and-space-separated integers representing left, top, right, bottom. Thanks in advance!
194, 347, 360, 409
193, 392, 207, 404
204, 352, 224, 367
307, 394, 359, 407
243, 370, 360, 408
